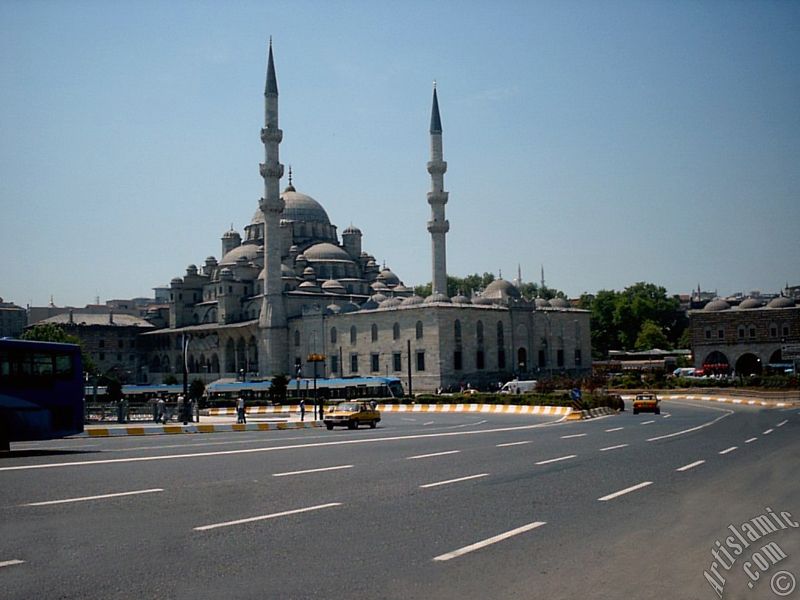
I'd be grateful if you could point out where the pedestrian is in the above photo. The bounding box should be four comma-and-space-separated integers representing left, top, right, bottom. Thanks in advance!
157, 397, 165, 424
236, 396, 246, 424
299, 398, 305, 421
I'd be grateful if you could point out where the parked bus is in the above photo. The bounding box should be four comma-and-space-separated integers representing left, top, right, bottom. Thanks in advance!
206, 376, 404, 403
0, 338, 85, 451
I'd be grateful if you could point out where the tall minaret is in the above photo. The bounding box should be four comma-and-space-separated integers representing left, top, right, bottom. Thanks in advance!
258, 39, 288, 376
427, 83, 449, 296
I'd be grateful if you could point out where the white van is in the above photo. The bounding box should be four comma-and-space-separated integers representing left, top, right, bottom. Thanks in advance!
500, 379, 538, 394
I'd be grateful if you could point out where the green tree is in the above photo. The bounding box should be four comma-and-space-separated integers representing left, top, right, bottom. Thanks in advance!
189, 378, 206, 401
635, 320, 671, 350
270, 374, 289, 403
21, 323, 96, 374
163, 374, 179, 385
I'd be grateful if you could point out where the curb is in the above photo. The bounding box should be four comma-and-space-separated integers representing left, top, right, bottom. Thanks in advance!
77, 421, 323, 438
565, 407, 618, 421
208, 404, 573, 417
627, 394, 797, 409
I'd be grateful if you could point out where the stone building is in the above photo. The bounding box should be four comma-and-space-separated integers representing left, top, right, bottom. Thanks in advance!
688, 295, 800, 375
0, 298, 26, 338
139, 43, 592, 392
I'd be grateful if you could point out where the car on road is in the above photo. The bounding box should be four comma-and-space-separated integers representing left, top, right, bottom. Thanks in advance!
324, 401, 381, 430
632, 393, 660, 415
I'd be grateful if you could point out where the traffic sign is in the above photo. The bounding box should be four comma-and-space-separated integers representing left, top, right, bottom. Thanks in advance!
782, 344, 800, 359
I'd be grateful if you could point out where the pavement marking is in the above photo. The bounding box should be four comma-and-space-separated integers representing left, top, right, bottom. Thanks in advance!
599, 444, 629, 452
763, 429, 774, 435
407, 450, 461, 460
535, 454, 577, 466
745, 437, 758, 444
560, 434, 587, 439
433, 521, 546, 562
662, 413, 672, 419
598, 481, 653, 501
194, 502, 342, 531
24, 488, 164, 506
719, 446, 738, 455
0, 418, 579, 473
272, 465, 353, 477
676, 460, 706, 472
423, 421, 435, 426
776, 420, 788, 427
0, 559, 25, 569
496, 441, 532, 448
641, 420, 655, 425
605, 427, 624, 432
420, 473, 489, 489
646, 409, 733, 443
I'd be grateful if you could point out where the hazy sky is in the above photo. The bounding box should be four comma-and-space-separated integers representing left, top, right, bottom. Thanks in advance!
1, 0, 798, 308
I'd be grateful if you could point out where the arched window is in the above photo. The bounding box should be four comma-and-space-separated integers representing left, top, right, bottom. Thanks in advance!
454, 320, 462, 344
416, 321, 424, 339
350, 326, 357, 345
330, 327, 337, 344
371, 324, 378, 342
393, 322, 400, 340
476, 321, 484, 346
497, 321, 506, 369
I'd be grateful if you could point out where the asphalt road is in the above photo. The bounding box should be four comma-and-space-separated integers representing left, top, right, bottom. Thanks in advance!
1, 401, 798, 600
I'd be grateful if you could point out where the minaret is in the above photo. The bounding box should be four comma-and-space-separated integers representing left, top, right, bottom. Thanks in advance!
427, 83, 449, 296
258, 39, 288, 376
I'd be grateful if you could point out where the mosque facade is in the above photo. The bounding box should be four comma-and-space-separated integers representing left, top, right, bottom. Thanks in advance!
141, 44, 591, 392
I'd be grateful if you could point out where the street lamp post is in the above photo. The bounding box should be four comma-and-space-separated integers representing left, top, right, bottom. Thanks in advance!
307, 353, 326, 420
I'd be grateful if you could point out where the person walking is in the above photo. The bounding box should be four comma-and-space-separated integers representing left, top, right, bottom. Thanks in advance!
236, 396, 246, 424
157, 397, 166, 424
299, 398, 305, 422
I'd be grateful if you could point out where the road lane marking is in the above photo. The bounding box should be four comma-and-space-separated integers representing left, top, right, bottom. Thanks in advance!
662, 413, 672, 418
745, 437, 758, 444
605, 427, 624, 432
560, 434, 587, 439
423, 421, 435, 426
496, 441, 532, 447
598, 481, 653, 501
535, 454, 577, 466
0, 419, 578, 473
407, 450, 461, 460
420, 473, 489, 489
194, 502, 342, 531
24, 488, 164, 506
433, 521, 546, 562
646, 409, 733, 442
641, 420, 655, 425
676, 460, 706, 472
776, 420, 788, 427
599, 444, 629, 452
272, 465, 353, 477
719, 446, 738, 455
0, 560, 25, 568
763, 429, 774, 435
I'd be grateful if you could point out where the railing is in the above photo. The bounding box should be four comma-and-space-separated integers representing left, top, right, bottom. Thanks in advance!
85, 402, 198, 423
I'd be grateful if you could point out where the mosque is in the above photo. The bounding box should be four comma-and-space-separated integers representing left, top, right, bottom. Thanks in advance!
141, 43, 592, 392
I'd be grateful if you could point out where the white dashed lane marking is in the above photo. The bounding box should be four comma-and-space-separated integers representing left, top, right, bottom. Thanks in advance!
605, 427, 624, 432
598, 481, 653, 502
496, 441, 532, 448
0, 559, 25, 569
676, 460, 706, 472
406, 450, 461, 460
420, 473, 489, 489
535, 454, 577, 466
194, 503, 342, 531
719, 446, 738, 455
272, 465, 353, 477
433, 521, 547, 562
763, 429, 774, 435
776, 420, 788, 427
561, 434, 587, 439
745, 437, 758, 444
641, 420, 655, 425
24, 488, 164, 506
599, 444, 629, 452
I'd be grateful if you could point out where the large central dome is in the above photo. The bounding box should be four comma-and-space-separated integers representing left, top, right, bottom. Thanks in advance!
250, 187, 330, 226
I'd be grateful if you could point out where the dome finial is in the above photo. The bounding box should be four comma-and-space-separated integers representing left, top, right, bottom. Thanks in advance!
288, 165, 293, 186
284, 165, 295, 192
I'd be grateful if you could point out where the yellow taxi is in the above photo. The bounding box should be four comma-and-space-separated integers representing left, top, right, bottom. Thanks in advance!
632, 393, 660, 415
323, 401, 381, 430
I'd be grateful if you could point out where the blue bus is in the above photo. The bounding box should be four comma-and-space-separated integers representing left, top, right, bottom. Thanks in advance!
206, 376, 404, 402
0, 339, 85, 451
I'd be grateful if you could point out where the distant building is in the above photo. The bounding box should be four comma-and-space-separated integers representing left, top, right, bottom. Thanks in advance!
0, 298, 26, 338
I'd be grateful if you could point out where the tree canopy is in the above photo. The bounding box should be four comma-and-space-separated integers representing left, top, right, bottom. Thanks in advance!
20, 323, 96, 374
413, 273, 564, 300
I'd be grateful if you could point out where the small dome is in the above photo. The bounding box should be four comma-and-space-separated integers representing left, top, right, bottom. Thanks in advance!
296, 253, 307, 263
371, 281, 389, 291
472, 295, 492, 305
205, 256, 218, 264
360, 297, 380, 310
340, 301, 361, 313
170, 277, 183, 285
220, 243, 262, 266
550, 297, 569, 308
303, 266, 316, 276
768, 296, 795, 309
219, 268, 233, 280
452, 293, 472, 305
424, 292, 451, 304
298, 281, 320, 292
704, 299, 731, 311
370, 293, 387, 304
222, 229, 240, 239
343, 225, 362, 235
482, 279, 521, 300
186, 264, 198, 275
535, 298, 551, 308
304, 242, 353, 262
325, 303, 342, 315
393, 283, 411, 295
321, 279, 346, 294
738, 298, 763, 309
380, 297, 403, 309
401, 295, 424, 306
377, 268, 400, 286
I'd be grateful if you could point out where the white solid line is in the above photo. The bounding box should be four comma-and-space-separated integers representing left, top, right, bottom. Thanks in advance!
433, 521, 546, 561
676, 460, 706, 472
560, 434, 587, 439
605, 427, 624, 432
719, 446, 738, 455
407, 450, 461, 460
763, 429, 774, 435
0, 559, 25, 568
272, 465, 353, 477
647, 409, 733, 442
535, 454, 577, 466
745, 437, 758, 444
496, 440, 532, 447
598, 481, 653, 501
420, 473, 489, 489
25, 488, 164, 507
776, 420, 788, 427
194, 502, 342, 531
640, 420, 655, 425
599, 444, 629, 452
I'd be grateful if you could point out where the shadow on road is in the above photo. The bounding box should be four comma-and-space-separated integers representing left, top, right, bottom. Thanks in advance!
0, 449, 101, 459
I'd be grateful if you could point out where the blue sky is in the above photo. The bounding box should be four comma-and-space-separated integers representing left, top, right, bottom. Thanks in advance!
1, 0, 798, 308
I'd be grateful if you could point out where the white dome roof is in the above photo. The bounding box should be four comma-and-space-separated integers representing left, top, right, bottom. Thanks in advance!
304, 242, 353, 262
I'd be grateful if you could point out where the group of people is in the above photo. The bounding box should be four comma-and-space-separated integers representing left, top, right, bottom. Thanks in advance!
153, 395, 194, 425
